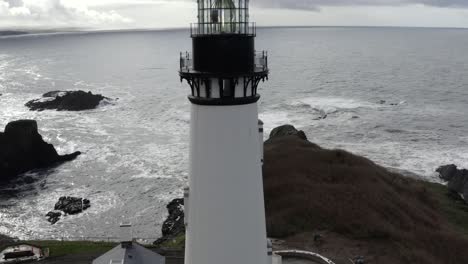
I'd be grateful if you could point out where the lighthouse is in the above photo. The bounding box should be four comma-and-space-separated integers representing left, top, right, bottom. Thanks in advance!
179, 0, 269, 264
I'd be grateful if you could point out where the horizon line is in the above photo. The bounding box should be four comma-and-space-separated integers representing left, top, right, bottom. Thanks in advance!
1, 25, 467, 38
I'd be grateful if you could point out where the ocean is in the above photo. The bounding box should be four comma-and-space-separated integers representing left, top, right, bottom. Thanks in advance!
0, 27, 468, 240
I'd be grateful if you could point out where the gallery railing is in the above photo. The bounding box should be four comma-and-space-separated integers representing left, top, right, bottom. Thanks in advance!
190, 22, 256, 36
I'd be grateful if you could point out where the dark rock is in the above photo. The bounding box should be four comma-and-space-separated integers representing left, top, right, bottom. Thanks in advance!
436, 164, 458, 181
0, 120, 81, 183
268, 125, 307, 141
54, 196, 91, 215
154, 198, 185, 246
436, 164, 468, 201
26, 90, 108, 111
46, 211, 62, 225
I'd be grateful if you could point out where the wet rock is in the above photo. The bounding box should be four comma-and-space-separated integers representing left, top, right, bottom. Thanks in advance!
54, 196, 91, 215
0, 120, 81, 183
268, 125, 307, 141
26, 90, 108, 111
437, 164, 458, 182
436, 164, 468, 201
46, 211, 62, 225
44, 197, 90, 224
154, 198, 185, 246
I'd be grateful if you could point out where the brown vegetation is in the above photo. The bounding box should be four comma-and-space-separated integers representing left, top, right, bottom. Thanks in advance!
263, 134, 468, 264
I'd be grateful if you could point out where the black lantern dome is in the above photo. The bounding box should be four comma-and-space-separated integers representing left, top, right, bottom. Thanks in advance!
180, 0, 268, 105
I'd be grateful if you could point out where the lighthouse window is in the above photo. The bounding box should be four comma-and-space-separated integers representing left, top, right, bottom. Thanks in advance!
211, 10, 219, 23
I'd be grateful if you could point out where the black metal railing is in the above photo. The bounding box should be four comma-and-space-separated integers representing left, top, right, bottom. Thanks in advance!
179, 50, 268, 72
190, 22, 256, 36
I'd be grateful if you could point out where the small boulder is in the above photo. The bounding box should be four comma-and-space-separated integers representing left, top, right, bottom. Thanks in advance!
269, 125, 307, 141
26, 90, 108, 111
45, 211, 62, 225
436, 164, 458, 182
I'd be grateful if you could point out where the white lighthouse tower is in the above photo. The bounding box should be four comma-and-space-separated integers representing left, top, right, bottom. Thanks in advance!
179, 1, 269, 264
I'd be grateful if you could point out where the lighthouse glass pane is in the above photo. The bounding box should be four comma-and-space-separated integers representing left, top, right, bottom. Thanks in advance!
196, 0, 250, 35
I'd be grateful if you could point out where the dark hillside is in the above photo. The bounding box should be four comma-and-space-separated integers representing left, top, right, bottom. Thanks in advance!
263, 130, 468, 264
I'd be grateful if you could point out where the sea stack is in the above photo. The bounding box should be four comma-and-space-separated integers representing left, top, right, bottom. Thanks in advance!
179, 1, 269, 264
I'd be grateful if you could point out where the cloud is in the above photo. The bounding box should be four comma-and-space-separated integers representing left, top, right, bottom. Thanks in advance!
0, 0, 132, 29
253, 0, 468, 11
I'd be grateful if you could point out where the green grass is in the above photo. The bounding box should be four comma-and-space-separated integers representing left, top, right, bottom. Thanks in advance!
423, 181, 468, 237
25, 240, 117, 257
158, 233, 186, 249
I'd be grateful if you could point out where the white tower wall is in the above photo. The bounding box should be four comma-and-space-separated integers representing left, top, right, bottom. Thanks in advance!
185, 102, 268, 264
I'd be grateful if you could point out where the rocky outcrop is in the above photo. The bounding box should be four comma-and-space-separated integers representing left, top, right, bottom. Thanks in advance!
154, 198, 185, 246
0, 120, 81, 183
437, 164, 468, 201
268, 124, 307, 141
26, 90, 108, 111
46, 197, 91, 224
54, 196, 91, 215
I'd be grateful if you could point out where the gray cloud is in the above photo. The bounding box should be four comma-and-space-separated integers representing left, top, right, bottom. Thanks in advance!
253, 0, 468, 10
0, 0, 132, 29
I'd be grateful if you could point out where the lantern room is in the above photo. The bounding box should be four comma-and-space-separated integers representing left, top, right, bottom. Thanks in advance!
193, 0, 253, 35
180, 0, 268, 106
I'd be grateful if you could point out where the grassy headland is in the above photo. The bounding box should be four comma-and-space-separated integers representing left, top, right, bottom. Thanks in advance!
263, 133, 468, 264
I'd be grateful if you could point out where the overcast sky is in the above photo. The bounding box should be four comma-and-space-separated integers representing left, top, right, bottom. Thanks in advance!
1, 0, 468, 30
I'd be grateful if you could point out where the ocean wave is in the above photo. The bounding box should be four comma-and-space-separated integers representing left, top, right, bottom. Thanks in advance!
296, 96, 379, 113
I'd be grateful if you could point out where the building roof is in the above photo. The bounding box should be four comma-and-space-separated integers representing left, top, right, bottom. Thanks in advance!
92, 242, 165, 264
